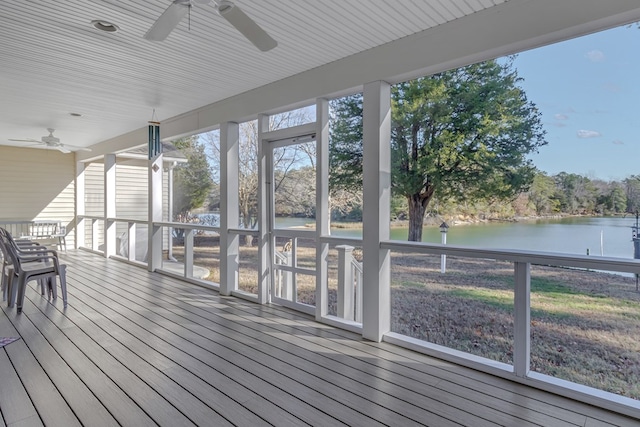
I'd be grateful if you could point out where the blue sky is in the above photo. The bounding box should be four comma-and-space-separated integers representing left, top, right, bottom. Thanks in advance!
512, 24, 640, 181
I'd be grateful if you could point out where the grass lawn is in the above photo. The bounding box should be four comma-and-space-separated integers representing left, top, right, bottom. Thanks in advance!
391, 255, 640, 399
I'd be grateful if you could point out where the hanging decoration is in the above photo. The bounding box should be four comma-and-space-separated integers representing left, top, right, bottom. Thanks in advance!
148, 108, 162, 160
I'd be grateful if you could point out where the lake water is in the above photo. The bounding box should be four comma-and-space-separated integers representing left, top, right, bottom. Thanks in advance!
199, 213, 639, 260
281, 216, 640, 260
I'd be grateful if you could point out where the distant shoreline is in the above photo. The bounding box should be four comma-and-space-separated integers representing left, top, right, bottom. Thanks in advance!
326, 213, 630, 229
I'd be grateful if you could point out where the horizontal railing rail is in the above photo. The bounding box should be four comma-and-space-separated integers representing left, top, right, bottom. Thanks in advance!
77, 215, 103, 221
380, 240, 640, 274
154, 220, 220, 233
228, 227, 259, 236
107, 217, 148, 225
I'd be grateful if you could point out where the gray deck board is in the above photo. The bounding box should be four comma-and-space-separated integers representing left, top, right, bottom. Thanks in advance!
0, 250, 637, 426
81, 264, 528, 427
0, 349, 42, 427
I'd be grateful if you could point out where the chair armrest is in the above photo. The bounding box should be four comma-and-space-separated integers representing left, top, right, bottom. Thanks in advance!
15, 241, 41, 246
16, 249, 59, 260
16, 245, 54, 254
17, 253, 61, 267
19, 256, 62, 272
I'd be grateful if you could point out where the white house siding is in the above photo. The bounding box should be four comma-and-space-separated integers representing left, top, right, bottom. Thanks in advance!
0, 146, 75, 246
84, 160, 171, 255
115, 163, 148, 220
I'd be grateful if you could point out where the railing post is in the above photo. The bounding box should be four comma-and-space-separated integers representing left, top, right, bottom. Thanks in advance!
514, 261, 531, 378
336, 245, 355, 320
92, 218, 99, 251
281, 251, 293, 300
184, 229, 194, 278
127, 222, 136, 262
355, 264, 363, 323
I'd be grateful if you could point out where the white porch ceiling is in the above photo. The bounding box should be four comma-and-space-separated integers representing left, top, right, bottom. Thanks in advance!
0, 0, 639, 153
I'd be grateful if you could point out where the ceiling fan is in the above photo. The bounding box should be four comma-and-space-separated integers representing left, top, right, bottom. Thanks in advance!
9, 128, 92, 154
144, 0, 277, 52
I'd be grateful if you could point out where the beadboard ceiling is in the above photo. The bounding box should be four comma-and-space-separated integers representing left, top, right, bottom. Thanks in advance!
0, 0, 637, 152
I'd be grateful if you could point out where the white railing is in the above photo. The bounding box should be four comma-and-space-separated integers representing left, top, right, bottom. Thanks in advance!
335, 245, 363, 323
77, 215, 104, 254
352, 254, 363, 323
379, 240, 640, 416
274, 250, 293, 299
154, 220, 220, 280
108, 217, 149, 265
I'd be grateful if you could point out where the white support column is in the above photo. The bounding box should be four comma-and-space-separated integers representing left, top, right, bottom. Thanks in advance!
257, 114, 271, 304
514, 261, 531, 378
316, 97, 330, 320
220, 122, 240, 295
75, 161, 86, 249
362, 80, 391, 342
104, 154, 116, 258
148, 153, 164, 272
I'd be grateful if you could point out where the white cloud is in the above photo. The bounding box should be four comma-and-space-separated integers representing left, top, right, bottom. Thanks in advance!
554, 114, 569, 120
585, 50, 605, 62
577, 130, 602, 138
612, 140, 624, 145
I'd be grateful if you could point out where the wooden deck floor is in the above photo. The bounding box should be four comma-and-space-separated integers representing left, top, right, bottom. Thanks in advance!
0, 251, 638, 427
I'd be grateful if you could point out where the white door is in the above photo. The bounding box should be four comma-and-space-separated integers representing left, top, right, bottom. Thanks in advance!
267, 133, 317, 314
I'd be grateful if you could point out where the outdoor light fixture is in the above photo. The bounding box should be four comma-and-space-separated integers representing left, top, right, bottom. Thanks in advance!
91, 20, 120, 33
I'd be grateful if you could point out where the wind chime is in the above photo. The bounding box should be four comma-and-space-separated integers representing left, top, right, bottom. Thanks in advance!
148, 109, 161, 160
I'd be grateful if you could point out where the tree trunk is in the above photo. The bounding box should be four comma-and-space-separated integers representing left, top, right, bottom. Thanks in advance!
407, 194, 427, 242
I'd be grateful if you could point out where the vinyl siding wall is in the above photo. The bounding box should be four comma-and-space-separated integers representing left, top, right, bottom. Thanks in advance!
83, 159, 170, 255
0, 146, 76, 246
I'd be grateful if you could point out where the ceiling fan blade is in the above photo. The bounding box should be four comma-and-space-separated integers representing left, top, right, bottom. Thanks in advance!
144, 1, 190, 41
217, 1, 277, 52
61, 144, 92, 152
56, 145, 72, 154
9, 138, 40, 143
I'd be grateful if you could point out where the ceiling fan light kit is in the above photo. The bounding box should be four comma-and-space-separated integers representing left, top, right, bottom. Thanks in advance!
144, 0, 277, 51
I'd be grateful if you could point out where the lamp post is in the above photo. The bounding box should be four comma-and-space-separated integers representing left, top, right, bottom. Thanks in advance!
440, 221, 449, 273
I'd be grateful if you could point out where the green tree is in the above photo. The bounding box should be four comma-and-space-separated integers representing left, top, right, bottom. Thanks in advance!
625, 175, 640, 213
610, 185, 627, 213
529, 172, 559, 215
553, 172, 596, 214
330, 59, 547, 241
172, 136, 214, 217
